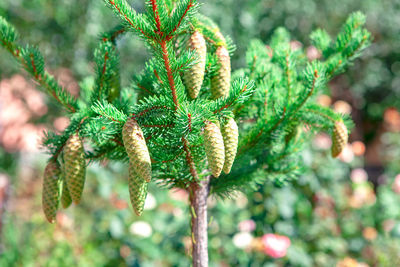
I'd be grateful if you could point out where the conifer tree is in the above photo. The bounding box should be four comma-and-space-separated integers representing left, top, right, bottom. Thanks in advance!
0, 1, 370, 265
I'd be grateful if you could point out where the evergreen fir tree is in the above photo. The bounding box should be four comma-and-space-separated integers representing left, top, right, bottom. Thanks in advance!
0, 2, 370, 265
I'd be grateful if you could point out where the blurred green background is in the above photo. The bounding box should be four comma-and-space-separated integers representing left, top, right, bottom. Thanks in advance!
1, 0, 400, 266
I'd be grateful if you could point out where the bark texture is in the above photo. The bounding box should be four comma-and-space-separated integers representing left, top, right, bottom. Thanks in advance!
189, 176, 210, 267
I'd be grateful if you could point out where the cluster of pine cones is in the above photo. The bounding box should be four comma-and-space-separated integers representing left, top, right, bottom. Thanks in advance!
42, 133, 86, 223
42, 30, 348, 223
183, 30, 230, 100
183, 30, 238, 177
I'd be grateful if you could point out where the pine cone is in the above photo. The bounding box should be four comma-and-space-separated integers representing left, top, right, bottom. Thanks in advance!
64, 133, 86, 204
61, 179, 72, 209
128, 163, 148, 216
204, 121, 225, 177
211, 46, 231, 99
331, 120, 348, 157
183, 31, 207, 99
122, 118, 152, 182
222, 117, 239, 174
42, 161, 61, 223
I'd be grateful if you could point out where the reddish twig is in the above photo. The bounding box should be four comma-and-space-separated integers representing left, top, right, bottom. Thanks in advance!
153, 69, 163, 84
107, 0, 152, 40
161, 40, 179, 110
29, 53, 39, 79
188, 113, 192, 132
237, 107, 287, 156
99, 114, 123, 124
2, 36, 76, 112
30, 54, 76, 112
136, 82, 153, 95
295, 70, 319, 113
167, 0, 194, 39
102, 28, 126, 43
182, 137, 199, 179
150, 0, 162, 34
214, 85, 247, 114
141, 124, 174, 128
112, 137, 124, 147
132, 105, 172, 118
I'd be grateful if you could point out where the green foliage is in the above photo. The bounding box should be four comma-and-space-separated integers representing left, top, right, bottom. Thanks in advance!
212, 14, 370, 195
0, 0, 370, 198
1, 1, 400, 266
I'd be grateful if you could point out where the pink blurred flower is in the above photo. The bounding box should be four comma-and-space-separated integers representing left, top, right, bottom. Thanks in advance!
262, 233, 291, 258
306, 46, 321, 61
53, 117, 70, 132
317, 94, 332, 107
238, 219, 256, 232
0, 75, 48, 152
392, 174, 400, 194
169, 188, 188, 203
339, 144, 354, 163
350, 168, 368, 184
233, 232, 253, 249
312, 133, 332, 150
333, 100, 352, 115
290, 40, 303, 51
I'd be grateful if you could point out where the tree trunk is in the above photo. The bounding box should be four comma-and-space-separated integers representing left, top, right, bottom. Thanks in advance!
189, 176, 210, 267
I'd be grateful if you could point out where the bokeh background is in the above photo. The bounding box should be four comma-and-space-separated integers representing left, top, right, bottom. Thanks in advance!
1, 0, 400, 266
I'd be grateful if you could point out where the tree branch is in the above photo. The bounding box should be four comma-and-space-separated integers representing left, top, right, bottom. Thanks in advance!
167, 0, 194, 39
106, 0, 152, 40
150, 0, 162, 34
161, 40, 179, 110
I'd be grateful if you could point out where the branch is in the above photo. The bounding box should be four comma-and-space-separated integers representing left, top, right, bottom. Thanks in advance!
214, 85, 247, 114
295, 69, 319, 113
0, 36, 77, 112
150, 0, 162, 34
132, 105, 172, 118
161, 40, 179, 110
182, 137, 199, 180
237, 107, 287, 156
141, 123, 174, 128
167, 0, 194, 39
105, 0, 153, 40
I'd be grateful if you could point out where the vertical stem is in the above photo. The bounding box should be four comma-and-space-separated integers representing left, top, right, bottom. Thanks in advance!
189, 176, 210, 267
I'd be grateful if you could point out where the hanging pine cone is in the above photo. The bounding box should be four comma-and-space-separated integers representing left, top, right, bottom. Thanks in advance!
221, 117, 239, 174
183, 31, 207, 99
211, 46, 231, 99
204, 121, 225, 178
122, 118, 152, 182
64, 133, 86, 204
331, 120, 348, 157
128, 163, 148, 216
42, 160, 61, 223
61, 179, 72, 209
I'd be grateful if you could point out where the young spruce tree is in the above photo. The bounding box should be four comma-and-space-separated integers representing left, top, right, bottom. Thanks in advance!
0, 1, 370, 265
